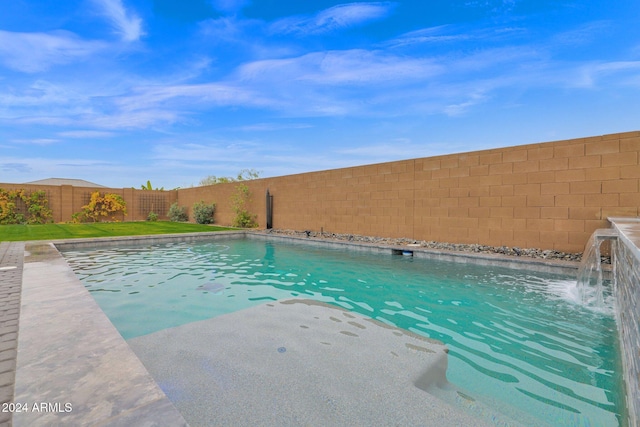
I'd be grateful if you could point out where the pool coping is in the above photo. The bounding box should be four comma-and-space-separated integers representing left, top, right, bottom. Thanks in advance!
13, 241, 188, 426
248, 232, 582, 275
9, 231, 585, 426
51, 229, 582, 275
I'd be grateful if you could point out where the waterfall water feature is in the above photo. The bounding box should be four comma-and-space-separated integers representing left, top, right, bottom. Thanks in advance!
576, 228, 618, 311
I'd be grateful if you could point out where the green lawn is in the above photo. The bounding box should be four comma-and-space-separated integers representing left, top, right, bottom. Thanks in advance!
0, 222, 237, 242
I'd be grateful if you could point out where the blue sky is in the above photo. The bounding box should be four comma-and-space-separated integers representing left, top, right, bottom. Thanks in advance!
1, 0, 639, 189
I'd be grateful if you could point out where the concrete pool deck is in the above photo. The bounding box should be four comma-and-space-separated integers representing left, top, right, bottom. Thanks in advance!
5, 232, 585, 426
12, 242, 187, 426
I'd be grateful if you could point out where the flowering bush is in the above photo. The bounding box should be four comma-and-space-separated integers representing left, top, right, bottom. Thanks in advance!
73, 191, 127, 222
0, 188, 52, 224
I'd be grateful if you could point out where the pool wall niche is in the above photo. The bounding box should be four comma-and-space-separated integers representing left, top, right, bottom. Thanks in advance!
609, 217, 640, 427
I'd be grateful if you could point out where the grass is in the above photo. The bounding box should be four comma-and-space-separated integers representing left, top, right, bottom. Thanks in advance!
0, 222, 237, 242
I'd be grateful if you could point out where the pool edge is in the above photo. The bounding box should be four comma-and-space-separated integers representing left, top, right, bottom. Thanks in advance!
13, 242, 189, 426
247, 231, 581, 275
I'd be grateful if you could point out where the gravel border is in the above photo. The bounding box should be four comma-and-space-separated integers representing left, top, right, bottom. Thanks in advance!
262, 229, 591, 263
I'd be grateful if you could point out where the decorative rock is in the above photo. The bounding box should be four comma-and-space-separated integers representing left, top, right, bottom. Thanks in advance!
263, 229, 586, 263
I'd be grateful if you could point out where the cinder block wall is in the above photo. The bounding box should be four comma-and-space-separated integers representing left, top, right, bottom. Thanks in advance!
177, 183, 241, 226
185, 131, 638, 253
0, 184, 176, 222
1, 131, 638, 253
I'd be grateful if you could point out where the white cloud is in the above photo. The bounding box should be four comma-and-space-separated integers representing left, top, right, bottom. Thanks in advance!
150, 140, 356, 179
3, 79, 271, 131
574, 60, 640, 88
0, 156, 118, 182
58, 130, 115, 138
210, 0, 250, 14
152, 141, 262, 164
112, 82, 278, 114
12, 116, 75, 127
444, 91, 489, 116
336, 140, 432, 159
270, 2, 396, 35
0, 162, 32, 174
91, 0, 145, 42
235, 122, 313, 132
199, 16, 247, 41
238, 49, 441, 86
386, 22, 532, 53
83, 109, 181, 129
12, 109, 176, 130
4, 15, 633, 137
0, 30, 106, 73
10, 138, 59, 145
0, 80, 80, 107
386, 26, 471, 47
551, 21, 610, 47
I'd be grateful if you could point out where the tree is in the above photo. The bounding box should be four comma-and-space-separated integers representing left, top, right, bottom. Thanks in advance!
140, 180, 164, 191
198, 169, 261, 187
235, 168, 261, 181
198, 176, 233, 186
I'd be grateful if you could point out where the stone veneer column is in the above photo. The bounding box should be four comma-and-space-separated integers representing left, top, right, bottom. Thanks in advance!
610, 217, 640, 427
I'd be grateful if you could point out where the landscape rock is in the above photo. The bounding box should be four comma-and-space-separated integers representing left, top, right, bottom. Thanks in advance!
263, 229, 589, 263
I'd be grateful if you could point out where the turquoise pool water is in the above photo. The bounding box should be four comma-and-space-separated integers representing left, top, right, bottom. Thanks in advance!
63, 238, 625, 426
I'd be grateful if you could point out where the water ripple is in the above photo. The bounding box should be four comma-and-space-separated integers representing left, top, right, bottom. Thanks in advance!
63, 239, 623, 426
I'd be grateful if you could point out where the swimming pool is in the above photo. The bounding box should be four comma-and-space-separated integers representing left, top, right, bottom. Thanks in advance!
62, 237, 626, 426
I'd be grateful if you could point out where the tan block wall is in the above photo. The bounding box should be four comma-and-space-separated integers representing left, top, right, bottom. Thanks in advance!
0, 184, 176, 223
177, 183, 245, 226
185, 131, 638, 253
2, 131, 638, 253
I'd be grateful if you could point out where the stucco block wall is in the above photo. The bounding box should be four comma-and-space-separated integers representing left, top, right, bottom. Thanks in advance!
2, 131, 638, 253
177, 183, 241, 226
403, 131, 640, 252
199, 131, 637, 254
0, 184, 176, 223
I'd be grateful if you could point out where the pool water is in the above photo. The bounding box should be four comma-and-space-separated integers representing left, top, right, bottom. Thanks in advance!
63, 238, 626, 426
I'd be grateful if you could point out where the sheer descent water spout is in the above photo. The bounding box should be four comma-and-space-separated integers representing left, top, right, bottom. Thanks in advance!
576, 228, 618, 310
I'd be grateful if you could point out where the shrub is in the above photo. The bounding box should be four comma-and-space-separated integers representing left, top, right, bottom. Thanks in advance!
147, 211, 159, 221
193, 201, 216, 224
231, 184, 257, 228
167, 202, 188, 222
0, 189, 24, 224
74, 191, 127, 223
25, 190, 53, 224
